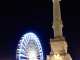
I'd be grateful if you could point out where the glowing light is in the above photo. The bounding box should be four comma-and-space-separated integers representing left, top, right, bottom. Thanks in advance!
53, 53, 62, 60
16, 32, 44, 60
29, 52, 38, 60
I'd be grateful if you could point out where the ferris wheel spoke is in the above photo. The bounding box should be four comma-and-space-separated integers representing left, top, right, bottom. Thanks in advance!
21, 49, 26, 52
25, 39, 28, 45
23, 39, 27, 46
21, 50, 29, 56
19, 54, 29, 58
21, 59, 27, 60
21, 52, 26, 56
21, 44, 26, 49
17, 49, 27, 56
21, 59, 30, 60
17, 49, 25, 53
16, 33, 43, 60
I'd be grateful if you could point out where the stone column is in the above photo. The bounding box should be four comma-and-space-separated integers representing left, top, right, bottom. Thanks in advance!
52, 0, 63, 38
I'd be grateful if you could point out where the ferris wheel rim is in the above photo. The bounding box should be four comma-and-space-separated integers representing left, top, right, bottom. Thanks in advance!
16, 32, 44, 60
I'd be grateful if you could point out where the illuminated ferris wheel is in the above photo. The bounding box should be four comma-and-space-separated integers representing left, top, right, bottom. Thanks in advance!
16, 33, 44, 60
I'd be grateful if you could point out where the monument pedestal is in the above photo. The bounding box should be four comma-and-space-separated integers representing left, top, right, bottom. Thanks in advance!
46, 37, 72, 60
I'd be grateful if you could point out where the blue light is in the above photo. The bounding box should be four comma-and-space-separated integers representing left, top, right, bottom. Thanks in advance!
16, 32, 44, 60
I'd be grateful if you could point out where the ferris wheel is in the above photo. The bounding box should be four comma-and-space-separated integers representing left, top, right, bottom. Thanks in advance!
16, 33, 44, 60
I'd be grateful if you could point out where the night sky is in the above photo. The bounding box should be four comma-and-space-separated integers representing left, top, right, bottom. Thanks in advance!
0, 0, 80, 60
